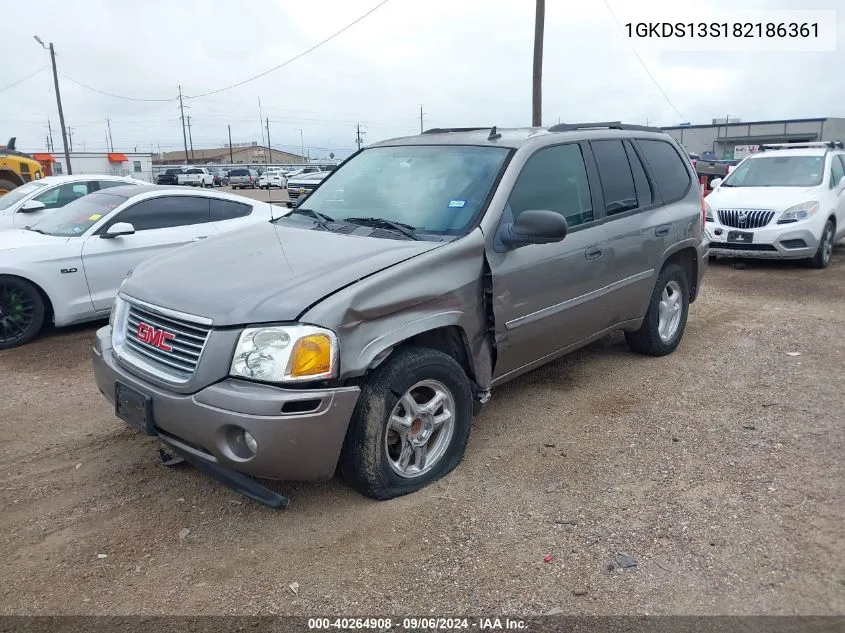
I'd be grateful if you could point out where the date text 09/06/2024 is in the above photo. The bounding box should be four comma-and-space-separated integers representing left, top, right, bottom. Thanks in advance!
307, 617, 529, 630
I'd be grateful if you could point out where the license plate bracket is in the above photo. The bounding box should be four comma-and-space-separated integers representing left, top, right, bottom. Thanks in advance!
115, 382, 157, 436
727, 230, 753, 243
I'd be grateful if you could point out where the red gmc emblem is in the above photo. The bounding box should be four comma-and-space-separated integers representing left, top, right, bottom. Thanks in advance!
136, 322, 175, 352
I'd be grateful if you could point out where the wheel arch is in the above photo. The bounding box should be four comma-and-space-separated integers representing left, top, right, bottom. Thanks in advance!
0, 169, 25, 188
661, 244, 699, 303
0, 273, 54, 326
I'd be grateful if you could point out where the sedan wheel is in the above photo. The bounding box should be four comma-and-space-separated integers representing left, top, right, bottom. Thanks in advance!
0, 277, 45, 349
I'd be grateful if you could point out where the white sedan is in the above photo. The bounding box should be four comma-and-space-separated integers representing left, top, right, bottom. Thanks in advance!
0, 175, 140, 231
0, 185, 284, 348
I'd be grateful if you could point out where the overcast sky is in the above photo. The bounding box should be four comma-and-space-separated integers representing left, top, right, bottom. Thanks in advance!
2, 0, 842, 160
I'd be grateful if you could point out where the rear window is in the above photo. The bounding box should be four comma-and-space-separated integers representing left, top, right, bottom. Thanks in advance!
229, 169, 248, 176
186, 168, 203, 174
636, 140, 692, 201
165, 169, 183, 175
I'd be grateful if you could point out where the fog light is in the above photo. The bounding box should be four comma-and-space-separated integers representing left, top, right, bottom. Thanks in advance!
243, 431, 258, 455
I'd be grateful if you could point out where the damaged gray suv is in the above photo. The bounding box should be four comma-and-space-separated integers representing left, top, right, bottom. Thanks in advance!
93, 122, 708, 506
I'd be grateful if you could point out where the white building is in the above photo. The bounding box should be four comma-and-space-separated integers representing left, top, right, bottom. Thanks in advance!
34, 151, 154, 183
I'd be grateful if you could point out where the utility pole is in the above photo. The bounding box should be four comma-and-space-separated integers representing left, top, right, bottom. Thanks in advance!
178, 85, 189, 164
186, 115, 195, 160
532, 0, 545, 127
354, 123, 365, 151
106, 117, 114, 152
47, 119, 54, 152
297, 129, 305, 162
419, 105, 424, 134
34, 36, 72, 174
228, 125, 233, 163
67, 127, 73, 152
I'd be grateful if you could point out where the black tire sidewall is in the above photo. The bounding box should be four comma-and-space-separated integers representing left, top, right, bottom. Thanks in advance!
0, 276, 45, 349
341, 348, 473, 499
811, 221, 834, 269
628, 264, 689, 356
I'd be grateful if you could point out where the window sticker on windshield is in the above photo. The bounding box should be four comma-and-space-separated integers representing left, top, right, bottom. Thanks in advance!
88, 214, 102, 221
448, 199, 466, 208
72, 226, 82, 233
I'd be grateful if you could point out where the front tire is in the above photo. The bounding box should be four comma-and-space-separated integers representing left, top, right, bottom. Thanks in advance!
625, 263, 689, 356
809, 219, 835, 269
340, 347, 473, 500
0, 276, 46, 349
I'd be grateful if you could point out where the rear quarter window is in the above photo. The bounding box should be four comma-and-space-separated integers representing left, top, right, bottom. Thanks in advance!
211, 199, 252, 221
635, 139, 692, 202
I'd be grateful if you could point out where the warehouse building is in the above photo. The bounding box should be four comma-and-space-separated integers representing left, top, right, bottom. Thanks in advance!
662, 117, 845, 160
154, 143, 306, 166
32, 151, 154, 182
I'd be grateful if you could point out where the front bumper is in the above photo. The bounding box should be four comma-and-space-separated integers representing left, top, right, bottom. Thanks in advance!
93, 326, 360, 481
705, 223, 820, 259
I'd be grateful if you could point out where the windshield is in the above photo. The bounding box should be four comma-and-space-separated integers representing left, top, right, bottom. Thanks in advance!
288, 145, 510, 235
0, 180, 48, 211
29, 192, 127, 237
723, 155, 825, 187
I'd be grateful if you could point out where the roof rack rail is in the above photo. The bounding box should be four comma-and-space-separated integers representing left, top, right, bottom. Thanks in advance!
422, 127, 491, 135
759, 141, 844, 151
548, 121, 662, 133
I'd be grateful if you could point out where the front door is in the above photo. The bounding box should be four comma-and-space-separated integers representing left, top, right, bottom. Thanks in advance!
81, 195, 217, 312
487, 142, 612, 383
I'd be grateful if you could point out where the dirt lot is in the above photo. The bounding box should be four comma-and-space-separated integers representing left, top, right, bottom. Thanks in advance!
1, 251, 844, 616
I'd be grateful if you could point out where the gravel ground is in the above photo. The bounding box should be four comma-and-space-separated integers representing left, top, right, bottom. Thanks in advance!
1, 251, 843, 616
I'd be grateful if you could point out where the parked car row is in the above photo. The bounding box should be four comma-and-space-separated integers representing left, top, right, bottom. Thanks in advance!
156, 167, 229, 187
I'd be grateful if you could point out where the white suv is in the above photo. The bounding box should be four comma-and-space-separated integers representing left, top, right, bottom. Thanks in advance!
705, 142, 845, 268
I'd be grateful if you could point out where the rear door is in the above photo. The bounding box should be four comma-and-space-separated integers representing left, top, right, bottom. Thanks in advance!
487, 142, 610, 382
585, 138, 676, 324
81, 195, 218, 311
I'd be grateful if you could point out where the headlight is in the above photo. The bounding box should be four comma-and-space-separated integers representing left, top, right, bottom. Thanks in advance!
704, 200, 714, 222
778, 201, 819, 224
230, 325, 338, 383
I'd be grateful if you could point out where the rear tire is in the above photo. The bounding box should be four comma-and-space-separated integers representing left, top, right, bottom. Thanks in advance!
339, 347, 473, 500
625, 263, 689, 356
0, 276, 46, 349
0, 178, 18, 195
809, 220, 835, 269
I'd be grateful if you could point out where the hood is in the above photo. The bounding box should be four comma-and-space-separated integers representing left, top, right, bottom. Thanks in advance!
123, 221, 443, 326
707, 185, 820, 211
0, 229, 69, 252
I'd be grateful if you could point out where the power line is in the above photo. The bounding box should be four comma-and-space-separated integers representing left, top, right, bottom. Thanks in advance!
600, 0, 684, 120
60, 74, 175, 102
185, 0, 392, 100
0, 65, 48, 94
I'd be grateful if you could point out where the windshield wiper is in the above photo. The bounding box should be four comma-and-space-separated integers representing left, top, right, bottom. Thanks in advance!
719, 182, 734, 187
289, 207, 334, 224
24, 226, 46, 234
343, 216, 419, 241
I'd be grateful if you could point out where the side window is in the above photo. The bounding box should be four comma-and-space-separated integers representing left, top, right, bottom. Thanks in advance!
210, 198, 252, 221
133, 161, 142, 173
624, 140, 652, 207
97, 180, 128, 190
830, 154, 845, 188
636, 139, 692, 202
34, 182, 90, 209
507, 144, 594, 228
107, 196, 210, 232
591, 140, 638, 215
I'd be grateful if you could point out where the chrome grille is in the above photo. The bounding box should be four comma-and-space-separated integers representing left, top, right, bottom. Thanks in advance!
122, 303, 211, 381
717, 208, 775, 229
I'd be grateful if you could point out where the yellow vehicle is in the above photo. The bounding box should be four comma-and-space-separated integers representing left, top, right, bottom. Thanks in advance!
0, 137, 43, 195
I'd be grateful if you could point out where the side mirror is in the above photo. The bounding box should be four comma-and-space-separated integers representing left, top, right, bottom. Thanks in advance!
101, 222, 136, 239
710, 178, 723, 189
499, 210, 568, 248
19, 200, 46, 213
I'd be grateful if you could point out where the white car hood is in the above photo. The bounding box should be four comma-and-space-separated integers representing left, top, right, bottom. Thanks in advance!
0, 229, 70, 252
708, 186, 820, 211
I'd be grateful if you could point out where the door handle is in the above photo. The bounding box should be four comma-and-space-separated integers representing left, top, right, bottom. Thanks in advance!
191, 236, 209, 242
585, 245, 603, 260
655, 224, 671, 237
